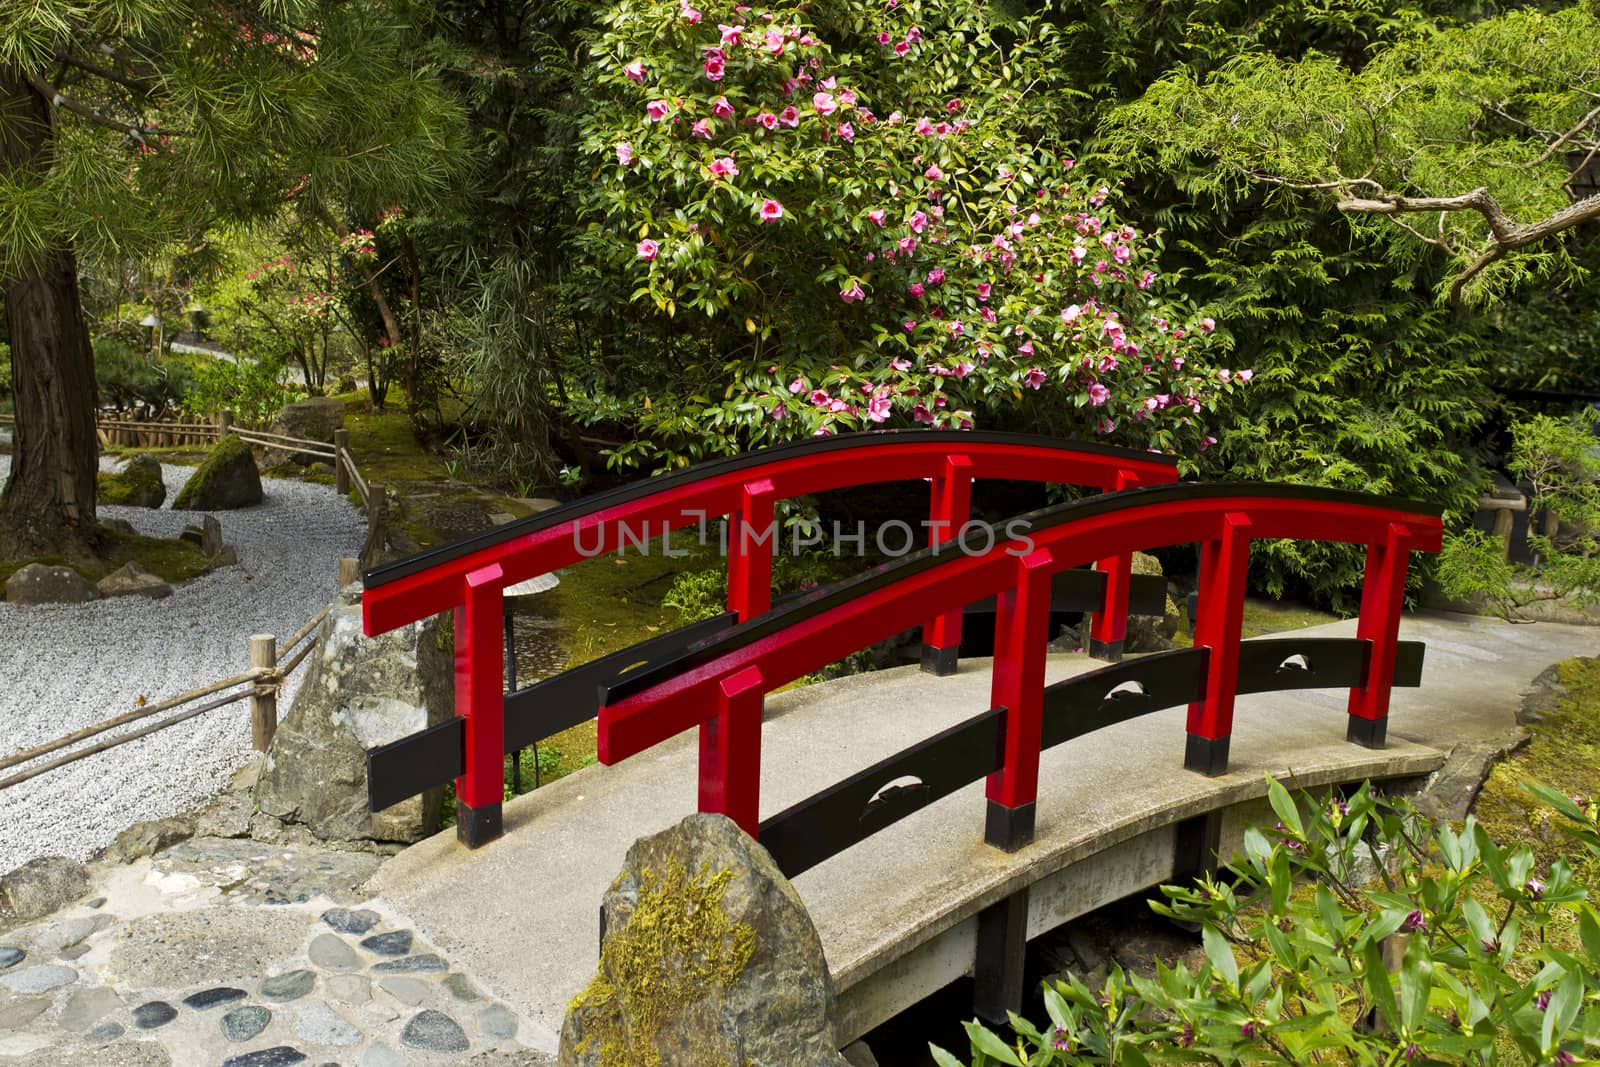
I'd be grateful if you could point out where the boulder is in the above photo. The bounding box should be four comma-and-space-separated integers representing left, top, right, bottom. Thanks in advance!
100, 518, 137, 535
560, 813, 848, 1067
172, 435, 262, 510
0, 856, 89, 922
94, 815, 196, 864
97, 454, 166, 508
262, 397, 344, 466
4, 564, 100, 605
97, 562, 172, 600
254, 587, 452, 843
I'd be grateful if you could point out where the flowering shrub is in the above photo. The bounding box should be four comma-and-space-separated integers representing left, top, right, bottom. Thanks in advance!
577, 0, 1248, 470
934, 777, 1600, 1066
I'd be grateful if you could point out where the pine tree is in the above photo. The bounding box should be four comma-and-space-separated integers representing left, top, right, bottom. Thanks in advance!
0, 0, 464, 560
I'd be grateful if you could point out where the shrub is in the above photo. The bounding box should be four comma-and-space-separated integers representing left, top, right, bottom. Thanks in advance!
94, 337, 190, 412
934, 777, 1600, 1066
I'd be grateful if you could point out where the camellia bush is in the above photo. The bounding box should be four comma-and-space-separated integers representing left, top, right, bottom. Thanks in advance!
576, 0, 1250, 471
934, 777, 1600, 1066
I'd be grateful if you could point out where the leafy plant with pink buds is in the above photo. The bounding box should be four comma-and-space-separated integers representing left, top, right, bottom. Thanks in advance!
574, 0, 1246, 472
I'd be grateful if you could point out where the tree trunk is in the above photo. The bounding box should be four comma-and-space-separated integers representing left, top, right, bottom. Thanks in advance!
0, 69, 101, 561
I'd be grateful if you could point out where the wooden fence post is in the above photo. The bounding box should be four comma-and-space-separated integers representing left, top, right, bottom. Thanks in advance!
334, 429, 350, 495
249, 634, 278, 751
218, 409, 233, 438
340, 557, 361, 587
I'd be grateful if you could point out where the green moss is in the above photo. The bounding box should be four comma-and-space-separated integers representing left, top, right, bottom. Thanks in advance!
100, 528, 210, 583
1170, 596, 1342, 648
97, 462, 165, 507
1473, 656, 1600, 875
172, 434, 260, 510
569, 856, 756, 1066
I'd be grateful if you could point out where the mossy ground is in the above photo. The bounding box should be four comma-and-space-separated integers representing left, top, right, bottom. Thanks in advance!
1169, 597, 1342, 648
1471, 656, 1600, 877
0, 528, 208, 588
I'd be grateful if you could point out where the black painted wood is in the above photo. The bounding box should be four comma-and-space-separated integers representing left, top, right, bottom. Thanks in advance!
758, 706, 1007, 879
367, 717, 464, 812
1039, 648, 1209, 751
973, 888, 1030, 1024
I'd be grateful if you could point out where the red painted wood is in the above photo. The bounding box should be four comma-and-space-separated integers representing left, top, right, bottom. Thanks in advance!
1185, 513, 1252, 742
727, 479, 776, 620
922, 455, 973, 657
1347, 522, 1413, 726
698, 666, 766, 835
363, 440, 1177, 636
986, 549, 1056, 811
1088, 470, 1141, 656
456, 564, 506, 810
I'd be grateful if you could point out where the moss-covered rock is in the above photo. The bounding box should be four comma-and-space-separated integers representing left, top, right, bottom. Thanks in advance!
97, 453, 166, 508
560, 813, 848, 1067
173, 434, 262, 510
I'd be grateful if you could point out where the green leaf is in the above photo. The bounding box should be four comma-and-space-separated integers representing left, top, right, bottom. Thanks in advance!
1398, 935, 1432, 1034
929, 1044, 966, 1067
1543, 969, 1583, 1054
1266, 776, 1303, 837
1579, 904, 1600, 964
1362, 940, 1400, 1034
962, 1021, 1023, 1066
1203, 924, 1239, 988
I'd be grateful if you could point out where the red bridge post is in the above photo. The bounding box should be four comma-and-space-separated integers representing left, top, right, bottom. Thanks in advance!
455, 563, 506, 847
1184, 513, 1251, 776
1347, 522, 1412, 748
1088, 469, 1141, 661
985, 548, 1055, 851
700, 666, 766, 835
921, 455, 973, 676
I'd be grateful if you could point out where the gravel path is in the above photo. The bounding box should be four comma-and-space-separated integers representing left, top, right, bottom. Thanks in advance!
0, 455, 365, 872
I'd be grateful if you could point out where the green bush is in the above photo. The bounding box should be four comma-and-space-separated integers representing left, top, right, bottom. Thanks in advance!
94, 337, 190, 411
935, 777, 1600, 1066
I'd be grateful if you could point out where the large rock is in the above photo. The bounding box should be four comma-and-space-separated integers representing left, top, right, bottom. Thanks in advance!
560, 813, 848, 1067
172, 435, 262, 510
0, 856, 89, 922
97, 562, 172, 600
263, 397, 344, 466
254, 587, 451, 843
4, 564, 100, 605
97, 454, 166, 508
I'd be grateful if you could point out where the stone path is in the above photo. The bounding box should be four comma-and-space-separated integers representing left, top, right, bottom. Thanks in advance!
0, 835, 553, 1065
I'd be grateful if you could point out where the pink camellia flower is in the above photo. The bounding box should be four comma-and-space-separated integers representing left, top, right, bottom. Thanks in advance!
1112, 244, 1132, 264
838, 88, 856, 108
757, 111, 778, 130
1138, 270, 1157, 290
926, 267, 945, 285
759, 198, 784, 221
909, 211, 928, 234
839, 281, 865, 303
712, 95, 735, 118
1062, 303, 1082, 323
867, 208, 887, 226
902, 320, 916, 333
912, 402, 934, 424
708, 157, 739, 179
948, 321, 965, 338
925, 165, 942, 180
1200, 434, 1217, 450
1238, 369, 1254, 382
615, 141, 635, 165
779, 106, 799, 127
623, 60, 646, 83
890, 357, 911, 371
1017, 340, 1035, 356
719, 23, 742, 44
1200, 317, 1216, 333
1144, 397, 1159, 411
894, 39, 911, 56
1086, 382, 1110, 407
867, 391, 892, 422
907, 26, 922, 40
771, 402, 787, 420
1023, 367, 1046, 390
981, 306, 996, 323
913, 116, 935, 136
908, 282, 925, 297
704, 55, 725, 80
877, 30, 892, 45
813, 92, 837, 116
779, 77, 801, 96
789, 377, 805, 394
808, 388, 830, 406
976, 282, 991, 301
680, 1, 702, 23
837, 122, 854, 142
1096, 417, 1115, 435
636, 239, 659, 260
692, 119, 712, 139
764, 28, 784, 54
898, 236, 917, 254
646, 99, 671, 122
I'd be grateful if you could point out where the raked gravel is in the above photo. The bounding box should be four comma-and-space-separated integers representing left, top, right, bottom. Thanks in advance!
0, 452, 365, 873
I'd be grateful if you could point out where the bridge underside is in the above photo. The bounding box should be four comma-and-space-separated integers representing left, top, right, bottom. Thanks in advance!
367, 611, 1590, 1053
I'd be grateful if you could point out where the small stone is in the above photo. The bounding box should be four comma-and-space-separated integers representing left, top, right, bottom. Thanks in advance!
0, 996, 50, 1028
325, 974, 369, 1005
84, 1020, 124, 1044
0, 856, 88, 921
221, 1004, 272, 1042
320, 908, 379, 936
478, 1004, 517, 1040
360, 1044, 409, 1067
132, 1000, 178, 1029
185, 986, 247, 1010
441, 973, 481, 1002
378, 977, 429, 1006
400, 1009, 469, 1053
261, 969, 316, 1001
0, 948, 22, 970
221, 1048, 309, 1067
61, 986, 123, 1031
0, 964, 75, 993
85, 897, 106, 909
359, 931, 412, 957
37, 916, 101, 954
370, 954, 445, 975
0, 1033, 51, 1056
59, 943, 91, 961
308, 933, 359, 971
295, 1000, 360, 1046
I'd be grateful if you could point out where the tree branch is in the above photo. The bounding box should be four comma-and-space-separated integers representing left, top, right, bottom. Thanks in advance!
23, 74, 159, 143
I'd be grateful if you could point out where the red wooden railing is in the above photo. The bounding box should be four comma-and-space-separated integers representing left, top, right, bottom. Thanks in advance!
362, 431, 1178, 845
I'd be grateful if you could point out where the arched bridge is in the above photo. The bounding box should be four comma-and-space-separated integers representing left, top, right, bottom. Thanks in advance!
359, 430, 1453, 1044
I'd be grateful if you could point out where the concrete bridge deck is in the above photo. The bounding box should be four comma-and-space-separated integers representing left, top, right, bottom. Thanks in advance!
369, 611, 1596, 1053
